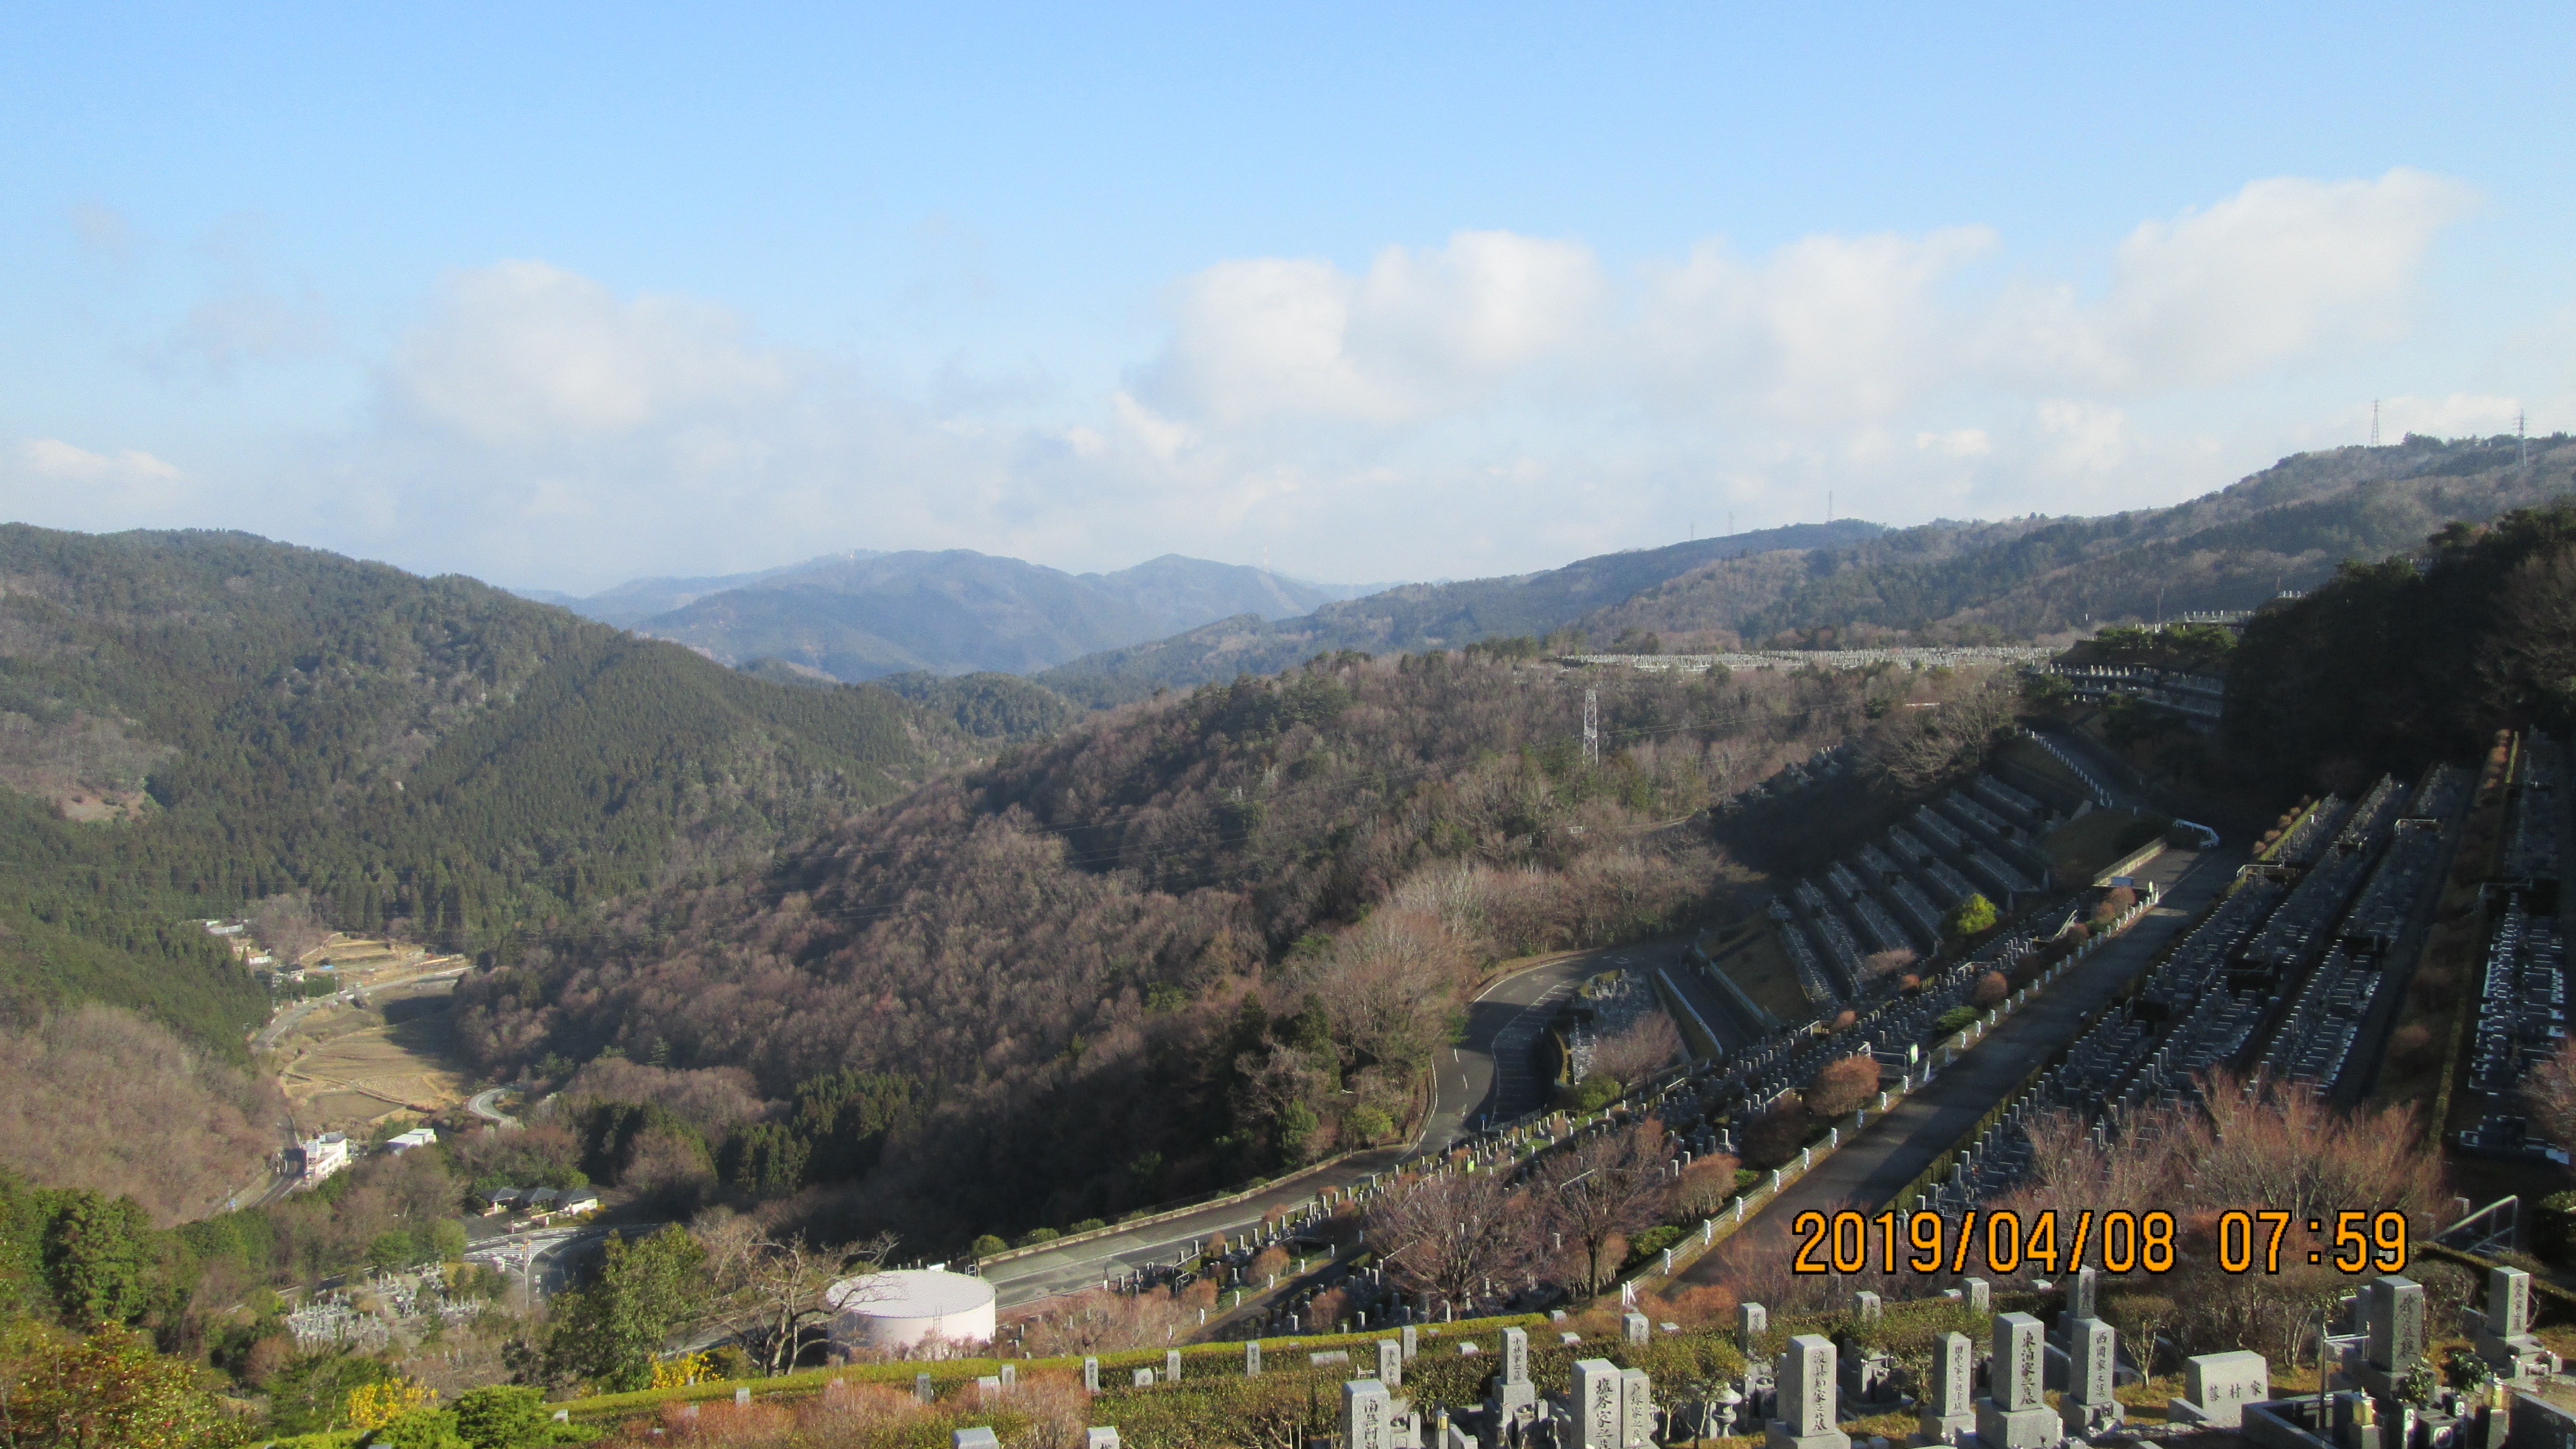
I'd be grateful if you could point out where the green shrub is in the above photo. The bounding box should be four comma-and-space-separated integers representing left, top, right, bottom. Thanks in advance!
2536, 1191, 2576, 1266
1014, 1227, 1060, 1248
1934, 1006, 1977, 1035
1559, 1072, 1622, 1112
1070, 1218, 1106, 1234
970, 1234, 1008, 1258
1625, 1224, 1685, 1267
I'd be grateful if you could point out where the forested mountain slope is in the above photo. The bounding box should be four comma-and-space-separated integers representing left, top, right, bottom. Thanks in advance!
0, 525, 958, 1053
2227, 496, 2576, 782
451, 650, 1988, 1244
1040, 521, 1886, 706
618, 550, 1366, 682
1583, 435, 2575, 647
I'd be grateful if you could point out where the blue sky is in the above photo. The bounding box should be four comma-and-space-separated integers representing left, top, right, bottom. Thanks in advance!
4, 3, 2570, 590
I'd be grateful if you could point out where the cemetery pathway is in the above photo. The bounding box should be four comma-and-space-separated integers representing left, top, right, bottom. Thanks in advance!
1671, 840, 2249, 1284
981, 940, 1686, 1309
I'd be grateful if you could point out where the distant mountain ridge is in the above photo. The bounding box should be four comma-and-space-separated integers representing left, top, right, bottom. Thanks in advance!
1042, 437, 2576, 704
523, 548, 1381, 681
1579, 434, 2576, 647
1040, 520, 1888, 704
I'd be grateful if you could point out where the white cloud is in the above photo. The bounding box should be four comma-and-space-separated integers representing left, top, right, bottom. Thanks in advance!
387, 261, 793, 445
1915, 428, 1992, 457
1989, 168, 2474, 392
20, 438, 181, 481
7, 439, 193, 528
1633, 228, 1996, 423
8, 170, 2492, 590
1133, 230, 1602, 428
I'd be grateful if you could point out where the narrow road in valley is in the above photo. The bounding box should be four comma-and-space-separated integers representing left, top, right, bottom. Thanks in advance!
1671, 842, 2245, 1286
981, 940, 1673, 1308
466, 1088, 521, 1128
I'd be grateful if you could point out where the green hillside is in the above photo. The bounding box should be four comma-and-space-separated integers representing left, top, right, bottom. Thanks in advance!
0, 525, 955, 1054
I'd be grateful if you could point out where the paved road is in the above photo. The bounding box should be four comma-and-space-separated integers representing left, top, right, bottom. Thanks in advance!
981, 941, 1665, 1308
1674, 841, 2247, 1283
466, 1088, 521, 1128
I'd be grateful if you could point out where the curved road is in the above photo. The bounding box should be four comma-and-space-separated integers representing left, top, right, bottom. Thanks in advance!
979, 940, 1674, 1308
466, 1088, 521, 1128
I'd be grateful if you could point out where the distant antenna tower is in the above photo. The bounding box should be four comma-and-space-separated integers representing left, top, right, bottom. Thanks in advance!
2371, 399, 2380, 448
1583, 688, 1600, 768
2521, 408, 2530, 470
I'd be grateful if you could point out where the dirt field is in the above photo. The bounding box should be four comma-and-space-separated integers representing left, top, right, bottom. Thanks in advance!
272, 972, 475, 1135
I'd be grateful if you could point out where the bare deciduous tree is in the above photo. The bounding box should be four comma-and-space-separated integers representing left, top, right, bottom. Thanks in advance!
1361, 1168, 1542, 1313
2526, 1039, 2576, 1164
250, 891, 334, 965
698, 1211, 902, 1374
1542, 1119, 1673, 1296
1589, 1012, 1683, 1085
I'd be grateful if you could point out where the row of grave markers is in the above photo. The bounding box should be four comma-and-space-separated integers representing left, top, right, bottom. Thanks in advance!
835, 1262, 2555, 1449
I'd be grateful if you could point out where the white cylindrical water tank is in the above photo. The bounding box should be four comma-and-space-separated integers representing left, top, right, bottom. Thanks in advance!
825, 1268, 997, 1356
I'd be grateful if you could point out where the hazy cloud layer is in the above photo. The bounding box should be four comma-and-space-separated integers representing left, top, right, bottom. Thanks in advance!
3, 169, 2535, 591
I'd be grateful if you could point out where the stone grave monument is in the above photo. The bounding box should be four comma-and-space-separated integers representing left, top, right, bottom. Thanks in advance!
2167, 1350, 2266, 1429
2473, 1266, 2556, 1383
1917, 1330, 1976, 1446
1769, 1334, 1853, 1449
1974, 1313, 2060, 1449
2057, 1318, 2122, 1436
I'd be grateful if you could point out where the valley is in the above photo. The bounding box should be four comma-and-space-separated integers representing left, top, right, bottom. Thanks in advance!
7, 441, 2576, 1446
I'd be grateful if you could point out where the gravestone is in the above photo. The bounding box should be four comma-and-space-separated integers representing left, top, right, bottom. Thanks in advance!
1974, 1313, 2059, 1449
1574, 1359, 1622, 1449
2350, 1274, 2426, 1402
2474, 1266, 2556, 1382
1768, 1334, 1852, 1449
976, 1376, 1001, 1399
1486, 1325, 1541, 1433
1166, 1349, 1181, 1383
1246, 1340, 1262, 1377
1345, 1377, 1394, 1449
1403, 1324, 1418, 1361
953, 1431, 1001, 1449
1918, 1330, 1976, 1445
1963, 1278, 1990, 1314
1844, 1344, 1898, 1406
2058, 1317, 2122, 1435
1740, 1301, 1770, 1354
1380, 1338, 1404, 1391
998, 1363, 1014, 1390
2169, 1349, 2267, 1429
1085, 1431, 1121, 1449
734, 1387, 751, 1406
1082, 1357, 1100, 1393
1621, 1365, 1655, 1449
916, 1372, 934, 1404
1626, 1311, 1651, 1345
1853, 1291, 1882, 1324
2067, 1266, 2098, 1325
1131, 1368, 1153, 1388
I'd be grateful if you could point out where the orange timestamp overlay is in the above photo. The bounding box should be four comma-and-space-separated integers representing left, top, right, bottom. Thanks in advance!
1787, 1209, 2412, 1276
